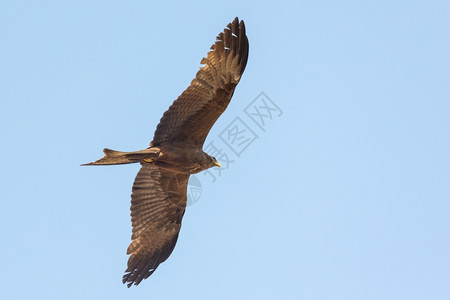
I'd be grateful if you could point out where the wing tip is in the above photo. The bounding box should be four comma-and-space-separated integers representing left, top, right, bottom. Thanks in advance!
122, 268, 156, 288
215, 17, 249, 74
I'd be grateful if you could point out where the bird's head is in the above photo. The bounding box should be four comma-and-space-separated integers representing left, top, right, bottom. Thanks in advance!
208, 155, 222, 168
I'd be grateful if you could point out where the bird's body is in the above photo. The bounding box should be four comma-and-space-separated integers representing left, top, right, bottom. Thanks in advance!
83, 17, 249, 287
91, 144, 217, 174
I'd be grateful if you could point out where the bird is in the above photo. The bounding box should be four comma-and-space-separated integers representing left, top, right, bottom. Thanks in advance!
82, 17, 249, 287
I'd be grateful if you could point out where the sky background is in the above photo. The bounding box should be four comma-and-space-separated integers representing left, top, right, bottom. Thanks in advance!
0, 1, 448, 299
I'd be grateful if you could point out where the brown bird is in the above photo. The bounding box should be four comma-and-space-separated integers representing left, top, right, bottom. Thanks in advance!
83, 17, 249, 287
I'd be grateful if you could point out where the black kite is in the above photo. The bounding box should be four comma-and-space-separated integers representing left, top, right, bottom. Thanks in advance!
83, 17, 249, 287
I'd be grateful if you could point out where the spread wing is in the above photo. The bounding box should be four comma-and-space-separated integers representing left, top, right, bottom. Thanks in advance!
151, 17, 249, 148
122, 163, 189, 287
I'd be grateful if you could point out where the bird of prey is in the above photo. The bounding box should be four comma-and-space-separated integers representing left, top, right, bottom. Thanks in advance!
83, 17, 249, 287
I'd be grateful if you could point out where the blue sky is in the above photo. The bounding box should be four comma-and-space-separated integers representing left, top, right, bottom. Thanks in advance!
0, 1, 448, 299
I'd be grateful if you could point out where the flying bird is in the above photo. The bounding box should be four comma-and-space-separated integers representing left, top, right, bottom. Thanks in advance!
83, 17, 249, 287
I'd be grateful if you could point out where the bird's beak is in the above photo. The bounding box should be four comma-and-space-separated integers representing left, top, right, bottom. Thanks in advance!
214, 161, 222, 168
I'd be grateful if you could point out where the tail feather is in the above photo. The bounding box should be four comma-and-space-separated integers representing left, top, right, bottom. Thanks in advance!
82, 147, 160, 166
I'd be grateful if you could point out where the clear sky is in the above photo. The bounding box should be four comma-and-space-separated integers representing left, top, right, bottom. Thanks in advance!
0, 1, 448, 299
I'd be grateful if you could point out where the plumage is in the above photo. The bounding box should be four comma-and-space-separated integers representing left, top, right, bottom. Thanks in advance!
151, 17, 248, 148
123, 164, 188, 287
83, 17, 249, 287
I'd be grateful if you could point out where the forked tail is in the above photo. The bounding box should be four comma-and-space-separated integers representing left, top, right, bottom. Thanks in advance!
81, 147, 160, 166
